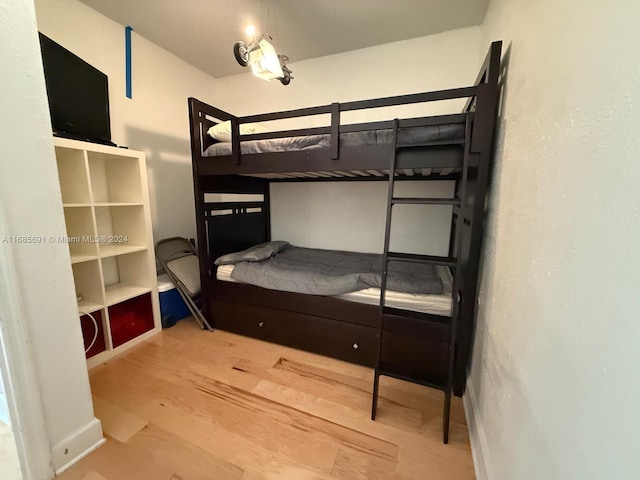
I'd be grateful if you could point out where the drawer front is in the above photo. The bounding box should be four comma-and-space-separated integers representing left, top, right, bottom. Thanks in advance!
209, 279, 379, 327
212, 300, 377, 366
108, 293, 154, 348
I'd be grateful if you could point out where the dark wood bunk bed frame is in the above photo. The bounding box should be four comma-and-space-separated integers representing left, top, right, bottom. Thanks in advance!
189, 41, 502, 443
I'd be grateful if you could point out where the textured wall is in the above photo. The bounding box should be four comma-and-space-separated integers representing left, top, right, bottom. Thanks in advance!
271, 181, 455, 255
212, 26, 484, 121
467, 0, 640, 478
1, 0, 103, 472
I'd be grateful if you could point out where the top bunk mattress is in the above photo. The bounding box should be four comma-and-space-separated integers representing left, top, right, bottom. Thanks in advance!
203, 123, 465, 157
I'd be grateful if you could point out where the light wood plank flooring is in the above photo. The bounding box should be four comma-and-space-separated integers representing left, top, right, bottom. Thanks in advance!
56, 319, 475, 480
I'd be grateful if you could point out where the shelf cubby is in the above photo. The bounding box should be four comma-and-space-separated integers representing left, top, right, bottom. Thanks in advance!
101, 250, 152, 306
55, 146, 90, 204
71, 260, 104, 312
80, 310, 107, 359
108, 293, 155, 348
63, 206, 98, 263
94, 205, 147, 257
88, 152, 143, 204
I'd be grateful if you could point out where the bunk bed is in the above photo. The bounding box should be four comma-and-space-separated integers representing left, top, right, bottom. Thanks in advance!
188, 41, 502, 443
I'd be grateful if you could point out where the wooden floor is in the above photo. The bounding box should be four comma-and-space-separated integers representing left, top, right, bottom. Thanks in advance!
56, 319, 475, 480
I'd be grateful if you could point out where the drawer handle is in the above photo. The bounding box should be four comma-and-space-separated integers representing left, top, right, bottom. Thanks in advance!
352, 342, 359, 350
258, 321, 264, 328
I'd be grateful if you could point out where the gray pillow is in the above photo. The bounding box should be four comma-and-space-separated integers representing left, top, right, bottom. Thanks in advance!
214, 241, 289, 266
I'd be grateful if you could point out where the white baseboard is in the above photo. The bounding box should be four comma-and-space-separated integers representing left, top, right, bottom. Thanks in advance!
51, 417, 104, 474
463, 381, 494, 480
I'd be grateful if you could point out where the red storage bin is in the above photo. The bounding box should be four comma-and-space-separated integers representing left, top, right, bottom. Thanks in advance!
80, 310, 106, 359
108, 293, 154, 348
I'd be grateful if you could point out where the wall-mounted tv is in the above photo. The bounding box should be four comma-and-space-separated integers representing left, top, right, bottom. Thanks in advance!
39, 33, 113, 145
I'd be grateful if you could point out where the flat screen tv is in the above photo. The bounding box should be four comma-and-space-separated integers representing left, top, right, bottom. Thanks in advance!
39, 33, 113, 145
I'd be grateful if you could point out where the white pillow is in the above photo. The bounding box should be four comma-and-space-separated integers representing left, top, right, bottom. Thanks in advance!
207, 121, 268, 142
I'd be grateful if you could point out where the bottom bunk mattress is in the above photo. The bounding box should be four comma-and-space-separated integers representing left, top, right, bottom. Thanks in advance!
214, 243, 453, 316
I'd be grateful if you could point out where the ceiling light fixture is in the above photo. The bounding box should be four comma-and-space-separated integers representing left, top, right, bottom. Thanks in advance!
233, 33, 293, 85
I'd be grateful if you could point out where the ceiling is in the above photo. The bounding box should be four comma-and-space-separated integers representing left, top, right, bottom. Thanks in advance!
79, 0, 489, 79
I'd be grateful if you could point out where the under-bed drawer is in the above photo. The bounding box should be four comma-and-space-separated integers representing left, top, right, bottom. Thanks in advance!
212, 300, 378, 367
209, 279, 379, 328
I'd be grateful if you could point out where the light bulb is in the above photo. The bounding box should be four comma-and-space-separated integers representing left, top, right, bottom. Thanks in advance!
245, 25, 256, 37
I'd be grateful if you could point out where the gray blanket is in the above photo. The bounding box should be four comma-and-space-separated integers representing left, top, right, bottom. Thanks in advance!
204, 124, 465, 156
229, 246, 443, 296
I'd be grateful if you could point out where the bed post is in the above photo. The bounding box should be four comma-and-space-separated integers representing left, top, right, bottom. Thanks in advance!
330, 102, 340, 160
188, 98, 212, 325
454, 41, 502, 395
231, 118, 241, 165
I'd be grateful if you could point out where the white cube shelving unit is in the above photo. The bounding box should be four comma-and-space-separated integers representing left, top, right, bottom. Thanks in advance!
54, 137, 160, 368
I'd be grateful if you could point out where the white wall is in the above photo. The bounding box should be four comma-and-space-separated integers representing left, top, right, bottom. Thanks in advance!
215, 26, 484, 120
0, 370, 8, 426
34, 0, 220, 243
1, 0, 106, 474
216, 27, 484, 252
466, 1, 640, 479
271, 181, 454, 255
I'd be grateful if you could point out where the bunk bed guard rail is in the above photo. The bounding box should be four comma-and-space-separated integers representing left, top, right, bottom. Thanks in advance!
189, 87, 480, 167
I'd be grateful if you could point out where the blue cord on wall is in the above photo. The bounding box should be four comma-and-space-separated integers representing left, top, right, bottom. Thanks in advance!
125, 26, 133, 99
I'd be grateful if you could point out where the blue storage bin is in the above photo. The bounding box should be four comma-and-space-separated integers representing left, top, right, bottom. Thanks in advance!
157, 274, 191, 327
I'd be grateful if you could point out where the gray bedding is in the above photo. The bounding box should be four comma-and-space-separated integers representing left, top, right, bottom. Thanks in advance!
228, 245, 443, 296
204, 123, 465, 156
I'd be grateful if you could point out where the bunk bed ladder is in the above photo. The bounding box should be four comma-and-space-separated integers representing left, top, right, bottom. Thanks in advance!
371, 119, 399, 427
372, 116, 471, 444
